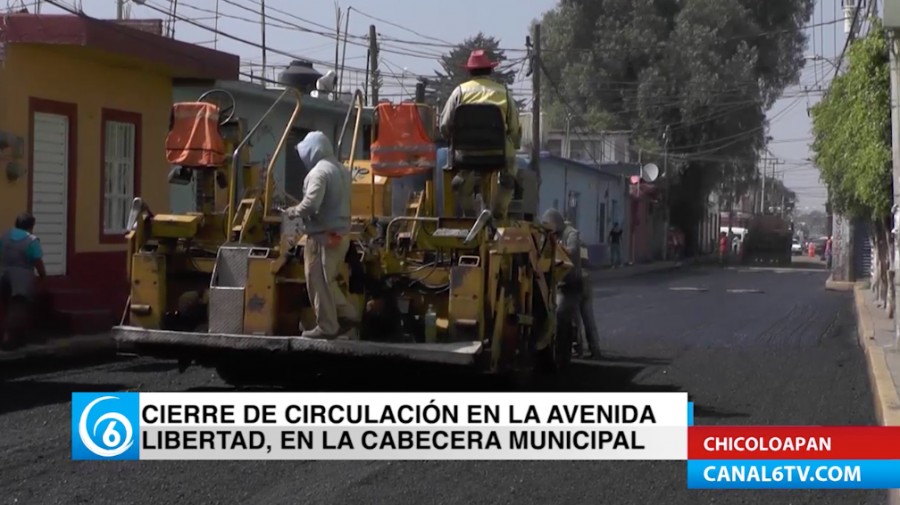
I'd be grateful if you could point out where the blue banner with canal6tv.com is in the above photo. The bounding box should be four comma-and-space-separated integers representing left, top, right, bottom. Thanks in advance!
72, 391, 900, 489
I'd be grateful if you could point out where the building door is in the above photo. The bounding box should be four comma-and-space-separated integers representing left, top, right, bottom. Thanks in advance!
284, 127, 311, 199
31, 112, 69, 276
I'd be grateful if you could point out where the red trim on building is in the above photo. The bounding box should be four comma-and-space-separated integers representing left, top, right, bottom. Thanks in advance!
1, 14, 238, 80
98, 108, 142, 244
27, 97, 78, 277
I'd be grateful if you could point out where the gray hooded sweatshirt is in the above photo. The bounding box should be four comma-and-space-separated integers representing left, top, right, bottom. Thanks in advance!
542, 208, 581, 286
286, 131, 352, 235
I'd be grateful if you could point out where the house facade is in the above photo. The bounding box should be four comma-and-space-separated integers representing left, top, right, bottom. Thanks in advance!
531, 153, 630, 266
171, 79, 372, 213
545, 130, 634, 164
0, 14, 238, 334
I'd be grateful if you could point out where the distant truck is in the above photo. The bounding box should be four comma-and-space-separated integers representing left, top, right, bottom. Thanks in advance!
740, 214, 793, 266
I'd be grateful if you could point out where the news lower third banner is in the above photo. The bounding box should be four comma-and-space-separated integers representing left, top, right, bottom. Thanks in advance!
70, 392, 900, 489
687, 426, 900, 489
71, 392, 689, 461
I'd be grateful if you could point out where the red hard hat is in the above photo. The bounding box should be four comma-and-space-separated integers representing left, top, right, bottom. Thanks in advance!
463, 49, 499, 70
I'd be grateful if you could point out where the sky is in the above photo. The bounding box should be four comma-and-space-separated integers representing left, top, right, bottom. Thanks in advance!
30, 0, 847, 211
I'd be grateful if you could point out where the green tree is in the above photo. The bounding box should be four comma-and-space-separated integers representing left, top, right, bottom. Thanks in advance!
811, 21, 891, 308
811, 22, 891, 221
427, 33, 520, 109
538, 0, 814, 253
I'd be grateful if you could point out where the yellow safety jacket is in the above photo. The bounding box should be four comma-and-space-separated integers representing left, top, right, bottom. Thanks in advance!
439, 77, 522, 159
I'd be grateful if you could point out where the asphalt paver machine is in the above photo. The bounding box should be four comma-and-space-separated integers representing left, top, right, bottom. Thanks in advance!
113, 89, 574, 385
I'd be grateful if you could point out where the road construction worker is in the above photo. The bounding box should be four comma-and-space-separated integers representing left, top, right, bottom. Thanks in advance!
0, 212, 46, 350
439, 49, 523, 220
541, 208, 602, 359
284, 132, 358, 339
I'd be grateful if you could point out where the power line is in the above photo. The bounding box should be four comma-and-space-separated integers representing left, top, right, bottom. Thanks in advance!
832, 3, 864, 80
134, 0, 434, 80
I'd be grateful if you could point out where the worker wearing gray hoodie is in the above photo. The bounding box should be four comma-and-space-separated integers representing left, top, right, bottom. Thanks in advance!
285, 132, 357, 339
541, 208, 602, 359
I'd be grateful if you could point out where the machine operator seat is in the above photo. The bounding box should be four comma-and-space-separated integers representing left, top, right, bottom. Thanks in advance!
165, 101, 228, 185
447, 104, 507, 172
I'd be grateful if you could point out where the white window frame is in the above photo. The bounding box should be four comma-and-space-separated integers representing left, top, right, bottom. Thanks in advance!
103, 120, 136, 234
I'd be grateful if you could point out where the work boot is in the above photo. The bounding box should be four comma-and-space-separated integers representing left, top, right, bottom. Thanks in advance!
301, 327, 338, 340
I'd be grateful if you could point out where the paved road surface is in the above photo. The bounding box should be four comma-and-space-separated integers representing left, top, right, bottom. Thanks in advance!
0, 264, 882, 504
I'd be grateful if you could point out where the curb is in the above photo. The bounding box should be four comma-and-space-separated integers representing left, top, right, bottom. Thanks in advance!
590, 262, 681, 281
852, 285, 900, 504
826, 277, 856, 292
588, 256, 716, 281
0, 333, 116, 364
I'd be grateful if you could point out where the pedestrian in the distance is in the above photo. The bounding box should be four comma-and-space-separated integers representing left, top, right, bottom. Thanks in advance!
718, 232, 728, 266
0, 212, 47, 350
608, 222, 623, 268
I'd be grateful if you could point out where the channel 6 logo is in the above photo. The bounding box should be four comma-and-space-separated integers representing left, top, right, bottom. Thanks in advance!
71, 392, 140, 460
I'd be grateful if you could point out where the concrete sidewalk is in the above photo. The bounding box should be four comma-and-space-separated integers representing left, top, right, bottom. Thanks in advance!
852, 285, 900, 504
588, 255, 716, 281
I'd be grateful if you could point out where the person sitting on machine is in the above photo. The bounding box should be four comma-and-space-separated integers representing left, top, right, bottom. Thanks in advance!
283, 132, 358, 339
439, 49, 523, 220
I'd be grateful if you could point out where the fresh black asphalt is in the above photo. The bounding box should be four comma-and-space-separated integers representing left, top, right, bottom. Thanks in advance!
0, 263, 882, 504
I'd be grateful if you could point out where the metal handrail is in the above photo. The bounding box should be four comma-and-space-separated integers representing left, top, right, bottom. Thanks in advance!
336, 89, 366, 160
336, 90, 371, 218
228, 87, 303, 228
385, 216, 440, 253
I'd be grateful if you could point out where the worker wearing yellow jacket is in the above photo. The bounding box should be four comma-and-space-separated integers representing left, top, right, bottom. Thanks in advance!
439, 49, 523, 219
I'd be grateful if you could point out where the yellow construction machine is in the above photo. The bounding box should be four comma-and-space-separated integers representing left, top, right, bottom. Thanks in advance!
112, 87, 574, 385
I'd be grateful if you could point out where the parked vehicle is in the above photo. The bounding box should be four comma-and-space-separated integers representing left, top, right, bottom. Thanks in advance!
791, 240, 802, 255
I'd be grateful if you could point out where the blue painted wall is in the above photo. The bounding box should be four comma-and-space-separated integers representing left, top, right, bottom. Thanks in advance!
533, 155, 628, 266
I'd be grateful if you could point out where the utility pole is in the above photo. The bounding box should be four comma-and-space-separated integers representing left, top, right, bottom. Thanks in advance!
368, 25, 379, 105
333, 4, 341, 101
116, 0, 125, 19
338, 7, 351, 97
662, 125, 670, 260
260, 0, 267, 84
890, 30, 900, 345
531, 23, 542, 183
771, 159, 784, 214
759, 154, 769, 214
728, 163, 736, 241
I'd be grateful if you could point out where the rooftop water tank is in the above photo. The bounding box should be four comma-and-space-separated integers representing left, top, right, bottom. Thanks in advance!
279, 60, 323, 94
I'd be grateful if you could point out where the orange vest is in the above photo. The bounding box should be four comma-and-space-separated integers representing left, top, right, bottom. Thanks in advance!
370, 102, 436, 177
165, 102, 226, 167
